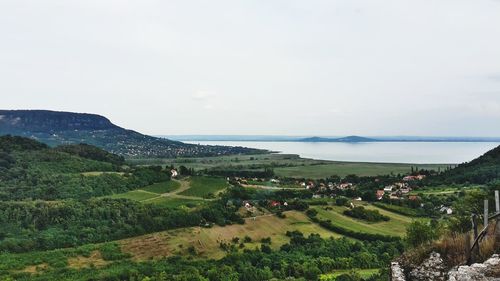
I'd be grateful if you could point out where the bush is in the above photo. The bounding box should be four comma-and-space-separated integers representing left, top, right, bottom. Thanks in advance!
343, 206, 390, 222
406, 220, 438, 247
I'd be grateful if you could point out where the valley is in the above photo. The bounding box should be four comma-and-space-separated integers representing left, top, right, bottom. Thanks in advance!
0, 133, 499, 281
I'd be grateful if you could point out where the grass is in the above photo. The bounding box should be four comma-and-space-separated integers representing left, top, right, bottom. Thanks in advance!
141, 181, 180, 194
147, 197, 205, 208
275, 162, 447, 178
312, 203, 412, 237
107, 190, 158, 201
320, 268, 379, 280
409, 185, 481, 196
119, 211, 342, 260
179, 176, 228, 198
128, 153, 449, 179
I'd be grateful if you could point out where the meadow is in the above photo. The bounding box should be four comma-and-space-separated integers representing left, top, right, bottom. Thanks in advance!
119, 211, 342, 260
130, 153, 449, 179
179, 176, 229, 198
312, 203, 412, 237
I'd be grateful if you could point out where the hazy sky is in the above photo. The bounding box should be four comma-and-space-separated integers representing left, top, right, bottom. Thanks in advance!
1, 0, 500, 136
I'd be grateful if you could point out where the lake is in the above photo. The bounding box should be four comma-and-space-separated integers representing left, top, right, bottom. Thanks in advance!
185, 141, 500, 164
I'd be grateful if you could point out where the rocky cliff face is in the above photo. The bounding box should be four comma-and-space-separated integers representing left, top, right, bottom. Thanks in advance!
0, 110, 116, 133
391, 253, 500, 281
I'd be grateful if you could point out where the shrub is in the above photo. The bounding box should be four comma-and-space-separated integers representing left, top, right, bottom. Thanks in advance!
343, 206, 390, 222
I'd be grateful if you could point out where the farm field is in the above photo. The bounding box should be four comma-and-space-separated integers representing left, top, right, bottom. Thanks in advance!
179, 176, 228, 198
312, 203, 412, 237
107, 190, 158, 201
141, 181, 181, 194
119, 211, 343, 260
129, 153, 449, 179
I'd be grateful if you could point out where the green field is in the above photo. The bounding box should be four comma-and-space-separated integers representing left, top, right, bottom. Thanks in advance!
179, 176, 228, 198
141, 181, 180, 194
107, 190, 158, 201
275, 162, 448, 178
129, 153, 449, 179
313, 203, 412, 237
320, 269, 380, 280
147, 197, 205, 208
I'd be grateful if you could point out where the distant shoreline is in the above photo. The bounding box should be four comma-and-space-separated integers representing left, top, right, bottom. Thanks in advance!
158, 135, 500, 143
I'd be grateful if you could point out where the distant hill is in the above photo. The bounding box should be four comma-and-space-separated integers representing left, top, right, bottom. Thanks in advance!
300, 136, 377, 143
0, 110, 263, 158
433, 144, 500, 184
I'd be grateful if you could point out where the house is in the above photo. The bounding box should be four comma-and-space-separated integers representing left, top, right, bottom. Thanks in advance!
339, 183, 353, 190
403, 176, 415, 181
384, 186, 394, 192
400, 187, 411, 194
171, 169, 178, 178
403, 175, 426, 181
270, 179, 280, 184
270, 201, 281, 207
376, 190, 385, 200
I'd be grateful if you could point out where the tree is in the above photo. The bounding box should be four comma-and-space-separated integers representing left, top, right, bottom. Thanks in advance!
406, 220, 437, 247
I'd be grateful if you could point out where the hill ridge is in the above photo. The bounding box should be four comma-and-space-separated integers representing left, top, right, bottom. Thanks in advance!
0, 110, 263, 158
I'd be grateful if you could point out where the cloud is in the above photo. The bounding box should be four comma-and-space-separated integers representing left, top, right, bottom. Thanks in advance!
192, 90, 216, 101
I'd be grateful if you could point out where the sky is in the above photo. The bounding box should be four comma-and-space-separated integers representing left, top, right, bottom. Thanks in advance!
1, 0, 500, 136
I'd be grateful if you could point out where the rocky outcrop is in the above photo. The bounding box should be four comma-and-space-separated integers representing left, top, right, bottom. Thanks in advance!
448, 254, 500, 281
409, 252, 446, 281
392, 253, 500, 281
391, 262, 406, 281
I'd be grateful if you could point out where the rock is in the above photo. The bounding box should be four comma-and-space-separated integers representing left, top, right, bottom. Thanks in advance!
448, 254, 500, 281
409, 252, 446, 281
391, 261, 406, 281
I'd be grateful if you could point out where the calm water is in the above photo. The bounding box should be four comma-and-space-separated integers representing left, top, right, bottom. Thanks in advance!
185, 141, 500, 164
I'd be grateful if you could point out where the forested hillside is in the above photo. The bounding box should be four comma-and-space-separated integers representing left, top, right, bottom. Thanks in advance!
0, 136, 170, 200
0, 110, 264, 158
429, 144, 500, 184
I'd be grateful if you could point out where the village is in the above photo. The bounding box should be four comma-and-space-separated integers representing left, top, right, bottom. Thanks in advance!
230, 172, 455, 216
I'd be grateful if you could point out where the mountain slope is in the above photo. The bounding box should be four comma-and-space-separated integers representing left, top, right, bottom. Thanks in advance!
0, 110, 263, 158
434, 144, 500, 184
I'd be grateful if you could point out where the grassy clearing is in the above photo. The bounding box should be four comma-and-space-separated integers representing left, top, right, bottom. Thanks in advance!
141, 181, 180, 194
120, 211, 342, 260
312, 203, 412, 237
147, 197, 205, 208
107, 190, 158, 201
179, 176, 228, 198
320, 268, 379, 280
